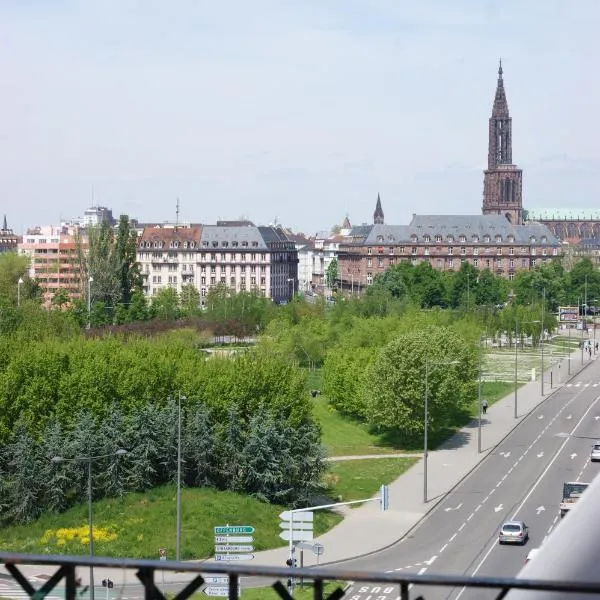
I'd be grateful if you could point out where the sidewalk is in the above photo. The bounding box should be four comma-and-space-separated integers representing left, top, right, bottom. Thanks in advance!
2, 343, 596, 586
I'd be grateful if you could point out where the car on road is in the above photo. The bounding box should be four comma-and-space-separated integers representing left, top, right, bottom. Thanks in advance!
499, 520, 529, 545
590, 442, 600, 462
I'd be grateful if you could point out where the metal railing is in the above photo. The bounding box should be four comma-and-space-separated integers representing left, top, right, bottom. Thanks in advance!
3, 552, 600, 600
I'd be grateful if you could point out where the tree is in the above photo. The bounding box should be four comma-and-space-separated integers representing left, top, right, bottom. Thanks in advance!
362, 326, 477, 438
152, 287, 180, 321
114, 215, 142, 308
180, 284, 201, 317
326, 258, 338, 289
51, 287, 71, 310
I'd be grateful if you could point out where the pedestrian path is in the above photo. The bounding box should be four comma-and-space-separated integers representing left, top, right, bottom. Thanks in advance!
0, 577, 62, 600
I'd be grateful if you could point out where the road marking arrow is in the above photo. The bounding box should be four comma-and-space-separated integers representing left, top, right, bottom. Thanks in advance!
571, 453, 578, 459
566, 414, 572, 420
537, 452, 544, 458
595, 416, 600, 421
444, 503, 463, 512
499, 451, 511, 458
536, 506, 545, 515
494, 504, 504, 513
537, 415, 544, 419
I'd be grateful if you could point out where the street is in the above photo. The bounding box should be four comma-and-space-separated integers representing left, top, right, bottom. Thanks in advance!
341, 360, 600, 600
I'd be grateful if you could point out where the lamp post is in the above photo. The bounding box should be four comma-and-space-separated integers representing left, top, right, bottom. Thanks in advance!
424, 359, 459, 503
51, 450, 127, 600
478, 333, 485, 454
17, 277, 23, 307
514, 319, 519, 419
176, 394, 186, 561
87, 276, 94, 328
541, 288, 546, 396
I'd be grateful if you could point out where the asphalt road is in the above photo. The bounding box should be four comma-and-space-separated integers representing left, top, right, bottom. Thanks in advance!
340, 362, 600, 600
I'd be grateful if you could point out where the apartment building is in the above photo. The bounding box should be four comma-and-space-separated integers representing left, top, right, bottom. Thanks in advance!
137, 221, 298, 304
18, 224, 86, 304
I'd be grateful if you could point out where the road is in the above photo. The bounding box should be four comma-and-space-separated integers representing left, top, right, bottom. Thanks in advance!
341, 363, 600, 600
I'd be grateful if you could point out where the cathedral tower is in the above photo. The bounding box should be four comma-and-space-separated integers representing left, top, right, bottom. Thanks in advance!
374, 193, 384, 224
482, 61, 523, 224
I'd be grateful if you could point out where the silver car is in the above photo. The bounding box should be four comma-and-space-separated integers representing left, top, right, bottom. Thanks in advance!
590, 443, 600, 462
499, 520, 529, 545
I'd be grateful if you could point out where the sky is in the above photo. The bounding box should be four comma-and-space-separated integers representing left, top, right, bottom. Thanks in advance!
2, 1, 600, 235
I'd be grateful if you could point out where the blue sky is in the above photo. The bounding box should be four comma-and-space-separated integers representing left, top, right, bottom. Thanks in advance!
1, 0, 599, 234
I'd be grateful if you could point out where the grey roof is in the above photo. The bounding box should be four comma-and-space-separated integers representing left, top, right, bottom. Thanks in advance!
348, 215, 561, 246
258, 226, 292, 244
200, 225, 268, 249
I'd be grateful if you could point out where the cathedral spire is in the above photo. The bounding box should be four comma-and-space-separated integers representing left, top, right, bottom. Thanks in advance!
492, 59, 509, 119
373, 193, 384, 225
2, 215, 6, 232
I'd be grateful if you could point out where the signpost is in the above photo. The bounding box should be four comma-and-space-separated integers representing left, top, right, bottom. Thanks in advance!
205, 577, 229, 586
214, 544, 253, 553
203, 587, 230, 597
214, 553, 255, 561
158, 548, 167, 585
214, 536, 252, 544
214, 525, 254, 535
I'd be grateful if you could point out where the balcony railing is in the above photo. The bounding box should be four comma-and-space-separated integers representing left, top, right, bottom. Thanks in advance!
2, 552, 600, 600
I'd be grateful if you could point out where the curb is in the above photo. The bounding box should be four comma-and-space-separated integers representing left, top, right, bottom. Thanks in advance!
317, 354, 596, 568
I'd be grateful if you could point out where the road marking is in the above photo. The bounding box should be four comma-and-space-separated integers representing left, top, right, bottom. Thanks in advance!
499, 451, 511, 458
467, 513, 474, 521
417, 567, 427, 575
537, 414, 544, 419
444, 502, 463, 512
474, 504, 481, 512
424, 555, 437, 566
458, 523, 466, 532
537, 452, 544, 458
453, 392, 600, 600
494, 504, 503, 512
566, 414, 572, 419
570, 453, 578, 459
440, 543, 448, 553
536, 506, 545, 515
449, 533, 457, 542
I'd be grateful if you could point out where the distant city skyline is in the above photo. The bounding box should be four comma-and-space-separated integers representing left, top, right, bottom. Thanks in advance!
2, 1, 599, 234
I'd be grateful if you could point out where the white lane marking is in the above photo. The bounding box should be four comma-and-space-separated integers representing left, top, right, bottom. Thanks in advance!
494, 504, 503, 512
440, 543, 448, 553
417, 567, 427, 575
454, 392, 600, 600
449, 533, 457, 542
474, 504, 481, 512
458, 523, 466, 532
467, 513, 474, 521
425, 555, 437, 566
444, 502, 463, 512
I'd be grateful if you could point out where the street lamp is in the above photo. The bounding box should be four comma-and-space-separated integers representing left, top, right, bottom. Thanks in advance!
87, 276, 94, 328
424, 359, 460, 503
176, 394, 187, 561
17, 277, 23, 307
51, 450, 127, 600
541, 288, 546, 396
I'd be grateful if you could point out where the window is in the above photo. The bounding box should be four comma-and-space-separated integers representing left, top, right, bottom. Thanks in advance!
378, 258, 384, 267
399, 246, 405, 254
484, 235, 491, 243
509, 247, 514, 255
472, 235, 479, 243
230, 277, 235, 286
447, 236, 454, 243
437, 259, 443, 268
496, 247, 502, 255
424, 248, 430, 256
459, 235, 466, 243
448, 247, 454, 255
411, 247, 417, 255
460, 247, 466, 256
474, 258, 479, 267
448, 259, 453, 268
389, 247, 394, 255
211, 276, 216, 284
473, 247, 479, 256
367, 272, 373, 284
435, 235, 442, 243
241, 277, 246, 286
424, 235, 430, 243
367, 258, 372, 267
368, 247, 372, 255
531, 248, 537, 256
260, 277, 266, 285
542, 248, 547, 256
509, 259, 515, 268
220, 277, 226, 284
532, 258, 537, 267
530, 236, 536, 244
377, 235, 384, 242
251, 276, 256, 285
201, 276, 206, 284
411, 235, 417, 243
521, 259, 527, 268
495, 235, 502, 243
508, 273, 515, 280
201, 287, 207, 297
553, 248, 558, 256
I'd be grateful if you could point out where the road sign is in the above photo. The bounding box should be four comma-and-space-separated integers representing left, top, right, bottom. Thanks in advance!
214, 553, 255, 561
214, 544, 253, 553
312, 543, 325, 557
279, 521, 313, 530
204, 577, 229, 585
203, 586, 229, 597
214, 525, 254, 535
279, 530, 314, 542
159, 547, 167, 561
279, 511, 314, 522
214, 535, 253, 544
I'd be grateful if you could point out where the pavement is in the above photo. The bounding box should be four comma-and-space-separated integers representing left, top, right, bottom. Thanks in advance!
1, 336, 596, 591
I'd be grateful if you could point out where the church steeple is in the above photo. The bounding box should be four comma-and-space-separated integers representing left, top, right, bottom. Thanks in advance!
1, 215, 6, 232
482, 61, 523, 225
373, 193, 384, 225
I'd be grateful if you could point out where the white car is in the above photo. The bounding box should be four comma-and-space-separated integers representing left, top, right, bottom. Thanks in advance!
590, 443, 600, 462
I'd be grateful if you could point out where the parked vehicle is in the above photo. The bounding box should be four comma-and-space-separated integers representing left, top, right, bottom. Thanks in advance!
559, 481, 590, 517
499, 521, 529, 545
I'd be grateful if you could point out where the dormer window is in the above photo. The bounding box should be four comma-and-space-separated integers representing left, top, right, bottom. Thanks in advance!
507, 235, 515, 243
530, 236, 536, 244
435, 235, 442, 243
377, 235, 384, 242
459, 235, 466, 243
212, 241, 219, 247
484, 235, 491, 243
424, 235, 431, 243
388, 235, 395, 241
541, 236, 547, 243
411, 235, 418, 243
495, 235, 502, 243
472, 235, 479, 243
447, 235, 454, 243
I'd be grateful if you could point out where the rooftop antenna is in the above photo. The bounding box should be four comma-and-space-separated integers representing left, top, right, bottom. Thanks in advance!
175, 197, 180, 228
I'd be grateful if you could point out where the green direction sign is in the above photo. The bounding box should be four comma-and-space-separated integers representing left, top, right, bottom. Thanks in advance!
214, 525, 255, 535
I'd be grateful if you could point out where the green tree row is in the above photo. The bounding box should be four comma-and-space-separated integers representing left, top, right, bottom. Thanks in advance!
0, 399, 324, 525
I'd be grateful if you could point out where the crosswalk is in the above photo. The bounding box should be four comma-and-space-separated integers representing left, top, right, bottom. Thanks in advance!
564, 382, 599, 387
0, 578, 63, 600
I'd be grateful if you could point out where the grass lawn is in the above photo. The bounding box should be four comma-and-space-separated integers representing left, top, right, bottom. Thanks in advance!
0, 486, 341, 560
480, 381, 516, 408
176, 582, 344, 600
324, 457, 418, 504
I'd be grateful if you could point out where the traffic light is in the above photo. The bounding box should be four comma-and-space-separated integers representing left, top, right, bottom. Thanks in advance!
101, 579, 114, 589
